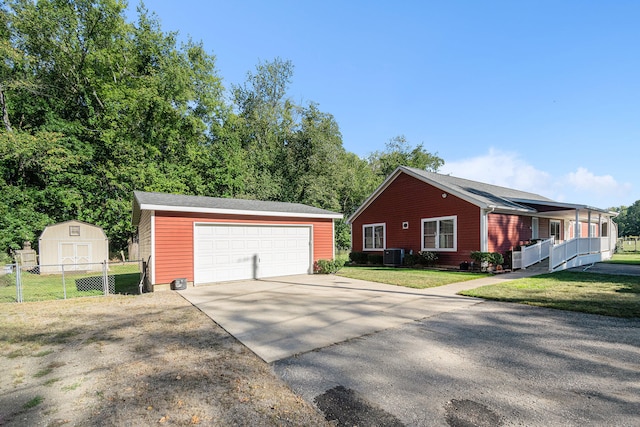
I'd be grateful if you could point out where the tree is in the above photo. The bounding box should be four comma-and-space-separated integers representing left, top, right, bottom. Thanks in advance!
614, 201, 640, 237
232, 58, 295, 200
368, 135, 444, 179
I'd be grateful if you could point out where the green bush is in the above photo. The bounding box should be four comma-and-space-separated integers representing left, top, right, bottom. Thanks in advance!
349, 252, 368, 264
418, 251, 438, 266
367, 253, 384, 265
314, 259, 346, 274
403, 253, 418, 266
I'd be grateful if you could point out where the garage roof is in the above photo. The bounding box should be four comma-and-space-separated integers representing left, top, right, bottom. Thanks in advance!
132, 191, 343, 225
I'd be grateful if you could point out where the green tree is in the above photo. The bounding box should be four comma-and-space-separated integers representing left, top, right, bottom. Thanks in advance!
368, 135, 444, 179
232, 58, 295, 200
614, 201, 640, 237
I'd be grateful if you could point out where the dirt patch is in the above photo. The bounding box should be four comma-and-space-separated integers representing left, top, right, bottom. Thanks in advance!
444, 399, 503, 427
0, 292, 329, 426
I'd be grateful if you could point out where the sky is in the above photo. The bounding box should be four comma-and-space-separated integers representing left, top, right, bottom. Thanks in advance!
127, 0, 639, 209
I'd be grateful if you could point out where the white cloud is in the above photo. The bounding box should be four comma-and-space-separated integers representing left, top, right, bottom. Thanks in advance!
440, 148, 552, 196
440, 148, 633, 208
561, 167, 632, 207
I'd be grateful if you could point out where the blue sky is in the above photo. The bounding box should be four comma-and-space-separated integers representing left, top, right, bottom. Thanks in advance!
129, 1, 638, 209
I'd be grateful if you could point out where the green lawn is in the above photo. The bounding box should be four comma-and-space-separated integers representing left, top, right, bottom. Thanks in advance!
337, 266, 488, 289
0, 263, 141, 303
459, 271, 639, 318
604, 252, 640, 265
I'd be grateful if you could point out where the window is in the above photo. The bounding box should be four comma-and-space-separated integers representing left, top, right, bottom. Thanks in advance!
601, 222, 608, 237
363, 223, 385, 250
550, 220, 561, 242
590, 223, 597, 236
422, 216, 457, 251
69, 226, 80, 236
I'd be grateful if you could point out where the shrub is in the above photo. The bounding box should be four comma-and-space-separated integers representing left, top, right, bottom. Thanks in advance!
418, 251, 438, 266
403, 253, 418, 266
490, 252, 504, 266
367, 253, 384, 265
349, 252, 368, 264
314, 259, 346, 274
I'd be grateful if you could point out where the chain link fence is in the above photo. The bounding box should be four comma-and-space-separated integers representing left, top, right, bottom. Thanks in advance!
617, 237, 639, 252
0, 260, 143, 303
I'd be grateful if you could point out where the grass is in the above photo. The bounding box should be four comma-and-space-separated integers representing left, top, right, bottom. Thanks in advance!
337, 266, 488, 289
0, 263, 140, 303
23, 396, 43, 409
460, 271, 639, 318
604, 252, 640, 265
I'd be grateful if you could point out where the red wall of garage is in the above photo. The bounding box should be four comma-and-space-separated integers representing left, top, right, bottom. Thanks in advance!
153, 211, 335, 285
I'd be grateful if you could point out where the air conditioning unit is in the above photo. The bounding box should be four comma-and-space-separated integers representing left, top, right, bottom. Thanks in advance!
171, 278, 187, 290
383, 248, 405, 267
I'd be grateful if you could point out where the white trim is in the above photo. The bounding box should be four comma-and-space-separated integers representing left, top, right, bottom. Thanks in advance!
331, 220, 336, 259
139, 203, 342, 220
362, 223, 386, 251
421, 215, 457, 252
532, 217, 539, 239
150, 211, 156, 285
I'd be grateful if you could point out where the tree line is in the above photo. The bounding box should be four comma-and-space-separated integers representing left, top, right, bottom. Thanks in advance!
0, 0, 443, 256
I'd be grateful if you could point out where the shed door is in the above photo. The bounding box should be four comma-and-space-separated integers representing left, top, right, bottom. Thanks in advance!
59, 243, 91, 270
194, 224, 311, 285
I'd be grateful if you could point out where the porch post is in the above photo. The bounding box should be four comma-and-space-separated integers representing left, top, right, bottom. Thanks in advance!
575, 209, 580, 240
588, 210, 592, 253
480, 209, 489, 252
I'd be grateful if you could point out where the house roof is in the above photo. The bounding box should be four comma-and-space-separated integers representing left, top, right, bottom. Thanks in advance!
132, 191, 343, 225
347, 166, 613, 224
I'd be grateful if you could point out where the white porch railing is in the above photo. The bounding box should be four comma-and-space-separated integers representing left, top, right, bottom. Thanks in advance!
512, 238, 554, 270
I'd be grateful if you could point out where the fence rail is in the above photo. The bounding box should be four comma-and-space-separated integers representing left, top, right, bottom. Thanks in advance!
0, 260, 142, 303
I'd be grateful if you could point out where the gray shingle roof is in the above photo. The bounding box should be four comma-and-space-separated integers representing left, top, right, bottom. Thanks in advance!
132, 191, 342, 225
348, 166, 611, 224
402, 166, 554, 211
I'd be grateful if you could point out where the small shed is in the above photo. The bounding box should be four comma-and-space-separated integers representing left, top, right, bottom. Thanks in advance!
38, 220, 109, 273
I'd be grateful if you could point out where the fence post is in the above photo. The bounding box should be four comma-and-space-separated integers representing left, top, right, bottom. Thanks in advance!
62, 264, 67, 299
102, 261, 108, 295
15, 262, 22, 303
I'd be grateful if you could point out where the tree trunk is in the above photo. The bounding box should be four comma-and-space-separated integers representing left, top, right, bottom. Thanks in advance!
0, 84, 12, 132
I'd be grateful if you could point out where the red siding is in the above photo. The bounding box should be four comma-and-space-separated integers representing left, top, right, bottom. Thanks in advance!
487, 214, 531, 254
352, 173, 481, 266
153, 211, 334, 285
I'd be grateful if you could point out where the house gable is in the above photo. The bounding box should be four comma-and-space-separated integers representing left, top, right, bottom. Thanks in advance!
350, 171, 481, 265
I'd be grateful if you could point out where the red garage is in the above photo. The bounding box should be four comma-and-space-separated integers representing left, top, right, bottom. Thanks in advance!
132, 191, 342, 290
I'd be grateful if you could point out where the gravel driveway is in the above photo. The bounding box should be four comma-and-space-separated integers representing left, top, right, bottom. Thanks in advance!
274, 301, 640, 426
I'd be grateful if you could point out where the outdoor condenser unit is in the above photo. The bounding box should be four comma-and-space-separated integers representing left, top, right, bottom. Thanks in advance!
383, 248, 405, 267
171, 278, 187, 290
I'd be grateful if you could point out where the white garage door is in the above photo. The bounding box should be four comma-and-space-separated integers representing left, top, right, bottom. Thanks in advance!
194, 224, 312, 284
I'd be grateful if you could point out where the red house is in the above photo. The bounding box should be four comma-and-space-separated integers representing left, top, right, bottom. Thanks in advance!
132, 191, 342, 290
347, 167, 617, 270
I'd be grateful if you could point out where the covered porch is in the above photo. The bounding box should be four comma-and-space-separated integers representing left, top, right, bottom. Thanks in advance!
510, 200, 618, 272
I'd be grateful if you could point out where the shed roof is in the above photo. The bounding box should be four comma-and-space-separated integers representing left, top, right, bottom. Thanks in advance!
348, 166, 613, 223
132, 191, 343, 225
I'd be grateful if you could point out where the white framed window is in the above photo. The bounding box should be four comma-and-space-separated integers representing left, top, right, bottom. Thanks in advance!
421, 216, 457, 251
363, 223, 385, 250
590, 223, 597, 236
601, 222, 608, 237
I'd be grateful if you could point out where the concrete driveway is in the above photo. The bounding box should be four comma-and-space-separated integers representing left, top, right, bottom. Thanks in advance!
180, 269, 640, 426
179, 273, 503, 363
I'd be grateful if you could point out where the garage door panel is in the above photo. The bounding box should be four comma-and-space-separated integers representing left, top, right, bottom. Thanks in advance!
194, 225, 311, 285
